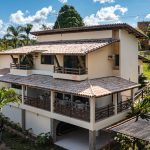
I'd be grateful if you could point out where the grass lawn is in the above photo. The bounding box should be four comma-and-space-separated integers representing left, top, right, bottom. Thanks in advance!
143, 63, 150, 80
3, 130, 66, 150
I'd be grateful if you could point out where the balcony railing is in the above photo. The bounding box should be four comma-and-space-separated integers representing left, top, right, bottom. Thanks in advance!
24, 96, 51, 111
54, 67, 87, 75
95, 104, 115, 122
117, 100, 131, 113
10, 63, 32, 70
54, 100, 90, 122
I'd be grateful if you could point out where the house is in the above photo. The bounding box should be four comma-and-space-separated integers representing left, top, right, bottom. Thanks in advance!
0, 23, 146, 150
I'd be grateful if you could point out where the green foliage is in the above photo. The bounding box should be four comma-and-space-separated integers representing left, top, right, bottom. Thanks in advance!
54, 5, 84, 29
128, 96, 150, 122
35, 132, 53, 146
0, 88, 20, 108
138, 73, 148, 88
113, 133, 150, 150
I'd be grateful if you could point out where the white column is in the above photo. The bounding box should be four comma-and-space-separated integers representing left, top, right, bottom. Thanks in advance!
21, 85, 25, 104
90, 97, 95, 130
131, 89, 134, 103
89, 130, 96, 150
113, 93, 118, 115
51, 91, 54, 113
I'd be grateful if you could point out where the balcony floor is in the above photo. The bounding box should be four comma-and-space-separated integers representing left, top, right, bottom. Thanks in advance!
55, 128, 112, 150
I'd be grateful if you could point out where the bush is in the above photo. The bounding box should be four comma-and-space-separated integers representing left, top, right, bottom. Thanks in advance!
139, 73, 148, 88
35, 132, 53, 146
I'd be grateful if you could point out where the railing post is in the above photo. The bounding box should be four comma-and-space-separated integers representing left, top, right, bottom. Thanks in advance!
131, 89, 134, 104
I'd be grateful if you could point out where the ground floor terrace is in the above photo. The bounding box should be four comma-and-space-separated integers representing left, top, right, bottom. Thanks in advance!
0, 74, 139, 150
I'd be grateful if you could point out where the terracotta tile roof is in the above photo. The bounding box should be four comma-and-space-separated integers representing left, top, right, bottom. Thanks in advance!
110, 118, 150, 142
0, 74, 139, 97
0, 39, 119, 55
31, 23, 146, 39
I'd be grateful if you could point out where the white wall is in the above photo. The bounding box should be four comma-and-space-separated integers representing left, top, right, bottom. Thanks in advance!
2, 105, 22, 126
26, 110, 50, 135
119, 30, 138, 83
37, 30, 112, 42
88, 45, 113, 79
0, 55, 12, 69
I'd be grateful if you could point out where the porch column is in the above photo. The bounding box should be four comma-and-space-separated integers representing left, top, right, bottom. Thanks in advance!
21, 109, 26, 131
21, 85, 25, 104
113, 93, 118, 115
131, 89, 134, 103
50, 118, 57, 142
90, 97, 95, 129
89, 130, 96, 150
51, 91, 54, 112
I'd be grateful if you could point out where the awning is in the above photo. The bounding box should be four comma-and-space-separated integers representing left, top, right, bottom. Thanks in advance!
0, 39, 119, 55
108, 118, 150, 142
0, 74, 139, 97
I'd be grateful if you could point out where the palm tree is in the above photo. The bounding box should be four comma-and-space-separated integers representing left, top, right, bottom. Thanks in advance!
20, 24, 33, 45
128, 96, 150, 122
0, 88, 20, 109
0, 38, 11, 51
5, 25, 26, 48
41, 24, 51, 31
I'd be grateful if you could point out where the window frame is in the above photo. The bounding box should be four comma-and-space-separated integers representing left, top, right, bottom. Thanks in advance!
41, 55, 54, 65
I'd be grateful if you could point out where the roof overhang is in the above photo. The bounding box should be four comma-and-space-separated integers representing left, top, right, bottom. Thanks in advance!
0, 74, 140, 98
107, 117, 150, 142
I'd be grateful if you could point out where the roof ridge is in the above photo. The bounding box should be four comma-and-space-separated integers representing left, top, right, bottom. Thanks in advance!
87, 79, 95, 97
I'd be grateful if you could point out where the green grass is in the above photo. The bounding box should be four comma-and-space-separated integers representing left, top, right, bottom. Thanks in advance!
3, 130, 66, 150
143, 63, 150, 80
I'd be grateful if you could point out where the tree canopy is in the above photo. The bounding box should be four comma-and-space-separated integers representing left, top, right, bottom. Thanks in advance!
53, 5, 84, 29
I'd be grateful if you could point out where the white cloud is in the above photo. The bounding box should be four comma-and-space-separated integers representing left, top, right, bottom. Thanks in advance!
145, 13, 150, 19
58, 0, 67, 3
93, 0, 114, 4
10, 6, 53, 24
84, 5, 128, 26
0, 19, 3, 29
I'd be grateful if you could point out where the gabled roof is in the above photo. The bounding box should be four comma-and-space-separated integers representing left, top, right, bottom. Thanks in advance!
31, 23, 147, 39
0, 38, 119, 55
0, 74, 139, 97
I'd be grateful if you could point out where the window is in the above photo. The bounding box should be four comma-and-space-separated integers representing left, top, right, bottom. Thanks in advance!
11, 84, 22, 89
41, 55, 54, 65
115, 54, 119, 67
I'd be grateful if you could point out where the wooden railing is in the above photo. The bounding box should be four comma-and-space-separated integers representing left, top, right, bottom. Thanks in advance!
24, 96, 50, 111
95, 104, 115, 122
54, 100, 90, 122
54, 66, 88, 75
10, 63, 32, 70
117, 100, 131, 113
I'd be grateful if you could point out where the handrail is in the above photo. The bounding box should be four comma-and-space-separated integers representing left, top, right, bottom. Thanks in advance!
54, 66, 88, 75
10, 63, 32, 70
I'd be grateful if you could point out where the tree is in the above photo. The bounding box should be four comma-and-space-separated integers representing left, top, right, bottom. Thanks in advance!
41, 24, 51, 31
20, 24, 33, 45
53, 5, 84, 29
128, 96, 150, 122
0, 88, 20, 109
5, 25, 26, 48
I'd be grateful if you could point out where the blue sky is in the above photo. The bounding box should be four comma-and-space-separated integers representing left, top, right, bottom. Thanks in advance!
0, 0, 150, 37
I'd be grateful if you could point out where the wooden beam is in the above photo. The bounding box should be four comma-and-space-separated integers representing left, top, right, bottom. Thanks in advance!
54, 55, 60, 67
77, 56, 85, 69
10, 55, 17, 65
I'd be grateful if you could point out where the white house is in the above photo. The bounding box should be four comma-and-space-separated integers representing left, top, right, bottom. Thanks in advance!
0, 23, 146, 150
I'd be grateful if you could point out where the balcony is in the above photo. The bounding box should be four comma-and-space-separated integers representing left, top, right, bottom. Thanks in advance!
24, 96, 51, 111
54, 99, 90, 122
10, 63, 33, 76
117, 99, 131, 113
53, 67, 88, 81
95, 104, 115, 122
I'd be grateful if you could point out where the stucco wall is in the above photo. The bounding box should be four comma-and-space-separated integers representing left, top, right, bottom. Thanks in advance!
88, 45, 113, 79
2, 105, 22, 126
26, 110, 50, 135
119, 30, 138, 83
0, 55, 12, 69
37, 30, 112, 42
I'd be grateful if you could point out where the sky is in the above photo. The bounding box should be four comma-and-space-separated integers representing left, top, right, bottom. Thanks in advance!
0, 0, 150, 37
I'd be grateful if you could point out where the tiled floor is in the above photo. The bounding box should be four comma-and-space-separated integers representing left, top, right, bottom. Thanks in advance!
55, 129, 112, 150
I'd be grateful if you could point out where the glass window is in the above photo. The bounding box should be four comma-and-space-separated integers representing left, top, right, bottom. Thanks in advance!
115, 54, 119, 67
41, 55, 54, 65
11, 84, 22, 89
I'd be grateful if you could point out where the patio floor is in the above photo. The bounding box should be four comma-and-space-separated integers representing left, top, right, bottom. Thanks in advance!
55, 128, 112, 150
